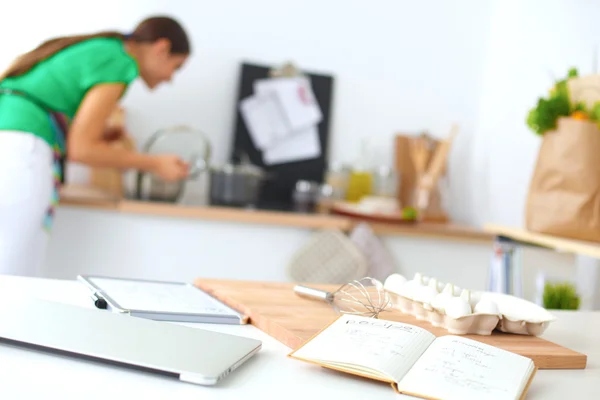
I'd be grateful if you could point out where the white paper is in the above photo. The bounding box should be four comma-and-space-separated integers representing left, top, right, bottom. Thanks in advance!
239, 75, 324, 165
291, 314, 436, 383
254, 77, 322, 132
262, 125, 321, 165
239, 94, 289, 150
397, 335, 534, 400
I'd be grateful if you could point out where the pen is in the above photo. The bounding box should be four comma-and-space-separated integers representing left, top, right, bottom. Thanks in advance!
90, 292, 108, 309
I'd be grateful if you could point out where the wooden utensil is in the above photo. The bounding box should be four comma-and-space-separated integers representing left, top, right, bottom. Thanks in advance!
415, 124, 459, 211
408, 135, 430, 182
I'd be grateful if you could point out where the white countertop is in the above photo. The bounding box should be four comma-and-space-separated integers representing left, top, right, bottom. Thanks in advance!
0, 275, 598, 399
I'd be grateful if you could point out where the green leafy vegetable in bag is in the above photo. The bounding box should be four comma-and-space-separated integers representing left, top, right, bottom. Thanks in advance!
526, 68, 578, 135
590, 102, 600, 122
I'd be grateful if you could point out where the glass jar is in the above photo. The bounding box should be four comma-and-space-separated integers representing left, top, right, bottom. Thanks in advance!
372, 165, 399, 199
346, 169, 373, 203
324, 162, 350, 201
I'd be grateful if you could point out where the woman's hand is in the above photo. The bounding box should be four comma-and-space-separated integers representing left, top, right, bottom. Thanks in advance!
151, 155, 189, 181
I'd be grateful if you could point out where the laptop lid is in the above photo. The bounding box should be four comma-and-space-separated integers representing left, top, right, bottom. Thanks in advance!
0, 296, 261, 385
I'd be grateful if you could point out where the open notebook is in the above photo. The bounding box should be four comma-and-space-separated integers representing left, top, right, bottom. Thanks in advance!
288, 314, 536, 400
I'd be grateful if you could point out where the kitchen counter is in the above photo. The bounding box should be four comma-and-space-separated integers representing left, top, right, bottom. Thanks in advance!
1, 275, 599, 400
59, 185, 492, 243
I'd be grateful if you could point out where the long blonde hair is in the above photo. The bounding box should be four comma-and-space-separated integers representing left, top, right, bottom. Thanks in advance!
0, 16, 190, 80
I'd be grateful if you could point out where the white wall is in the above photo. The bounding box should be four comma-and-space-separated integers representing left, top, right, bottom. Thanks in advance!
479, 0, 600, 227
1, 0, 493, 226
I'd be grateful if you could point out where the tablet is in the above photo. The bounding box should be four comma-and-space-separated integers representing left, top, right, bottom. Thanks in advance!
77, 275, 247, 324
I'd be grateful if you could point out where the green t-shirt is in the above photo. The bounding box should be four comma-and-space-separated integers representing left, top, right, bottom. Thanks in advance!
0, 37, 139, 148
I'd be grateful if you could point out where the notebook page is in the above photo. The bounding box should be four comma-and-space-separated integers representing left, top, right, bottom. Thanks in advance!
397, 335, 534, 400
291, 315, 436, 381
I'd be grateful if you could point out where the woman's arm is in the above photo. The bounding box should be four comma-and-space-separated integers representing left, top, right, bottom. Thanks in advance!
67, 84, 189, 181
67, 83, 155, 171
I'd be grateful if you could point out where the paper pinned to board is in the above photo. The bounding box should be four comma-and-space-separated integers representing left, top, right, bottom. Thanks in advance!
239, 94, 289, 150
263, 126, 321, 166
239, 74, 323, 165
254, 77, 322, 132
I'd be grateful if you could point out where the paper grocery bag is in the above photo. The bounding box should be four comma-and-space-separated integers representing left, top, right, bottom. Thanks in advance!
526, 117, 600, 242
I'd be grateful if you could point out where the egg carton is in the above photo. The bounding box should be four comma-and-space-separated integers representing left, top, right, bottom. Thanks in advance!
384, 273, 557, 336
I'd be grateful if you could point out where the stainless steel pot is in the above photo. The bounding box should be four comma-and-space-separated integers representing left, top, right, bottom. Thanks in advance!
209, 161, 268, 208
137, 154, 208, 202
131, 126, 211, 203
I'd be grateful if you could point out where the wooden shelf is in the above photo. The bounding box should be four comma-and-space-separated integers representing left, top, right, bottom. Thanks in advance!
367, 221, 493, 243
58, 185, 492, 243
484, 223, 600, 258
118, 201, 352, 231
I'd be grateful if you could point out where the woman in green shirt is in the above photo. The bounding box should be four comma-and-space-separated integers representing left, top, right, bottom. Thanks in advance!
0, 16, 191, 277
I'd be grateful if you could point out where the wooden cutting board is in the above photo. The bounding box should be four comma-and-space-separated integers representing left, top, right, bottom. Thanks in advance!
193, 278, 587, 370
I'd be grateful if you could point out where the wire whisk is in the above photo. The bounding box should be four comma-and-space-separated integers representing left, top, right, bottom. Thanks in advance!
293, 277, 392, 318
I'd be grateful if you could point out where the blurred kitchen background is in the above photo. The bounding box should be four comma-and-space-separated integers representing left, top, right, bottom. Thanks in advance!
2, 0, 597, 305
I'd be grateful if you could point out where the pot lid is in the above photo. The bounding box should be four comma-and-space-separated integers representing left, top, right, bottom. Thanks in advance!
211, 152, 266, 177
212, 162, 265, 177
143, 125, 212, 164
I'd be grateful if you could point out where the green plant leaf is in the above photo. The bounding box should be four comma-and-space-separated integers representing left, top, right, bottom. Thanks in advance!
590, 102, 600, 122
543, 281, 580, 310
568, 67, 579, 78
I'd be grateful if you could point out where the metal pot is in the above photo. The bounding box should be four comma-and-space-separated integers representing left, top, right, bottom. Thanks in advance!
209, 161, 268, 208
137, 154, 208, 202
132, 126, 211, 203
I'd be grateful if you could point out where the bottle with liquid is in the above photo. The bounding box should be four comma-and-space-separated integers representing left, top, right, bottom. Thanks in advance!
345, 139, 373, 203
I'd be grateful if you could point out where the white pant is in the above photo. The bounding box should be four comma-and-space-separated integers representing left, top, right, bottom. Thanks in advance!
0, 131, 53, 277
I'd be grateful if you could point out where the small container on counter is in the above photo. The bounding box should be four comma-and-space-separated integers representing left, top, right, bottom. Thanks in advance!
372, 165, 399, 199
292, 180, 320, 213
324, 162, 350, 201
316, 184, 335, 214
345, 138, 374, 203
346, 170, 373, 203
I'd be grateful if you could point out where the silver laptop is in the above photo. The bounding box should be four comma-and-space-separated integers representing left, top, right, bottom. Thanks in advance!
0, 296, 261, 385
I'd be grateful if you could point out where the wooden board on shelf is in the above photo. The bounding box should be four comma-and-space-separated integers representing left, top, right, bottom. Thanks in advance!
194, 278, 587, 370
484, 223, 600, 259
330, 202, 417, 225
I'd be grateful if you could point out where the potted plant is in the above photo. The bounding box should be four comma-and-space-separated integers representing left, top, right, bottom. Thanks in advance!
542, 281, 581, 310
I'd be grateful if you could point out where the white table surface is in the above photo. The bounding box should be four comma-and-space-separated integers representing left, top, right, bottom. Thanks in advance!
0, 275, 598, 400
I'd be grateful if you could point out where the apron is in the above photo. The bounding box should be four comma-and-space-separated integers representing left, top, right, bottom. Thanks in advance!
0, 88, 69, 233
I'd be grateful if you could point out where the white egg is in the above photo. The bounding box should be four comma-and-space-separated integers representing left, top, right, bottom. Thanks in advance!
460, 289, 471, 304
431, 283, 454, 312
398, 279, 419, 299
437, 280, 446, 292
445, 297, 473, 319
428, 278, 440, 293
431, 293, 450, 312
474, 299, 500, 315
469, 291, 483, 309
413, 272, 424, 284
442, 283, 455, 296
415, 285, 439, 305
384, 274, 407, 294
